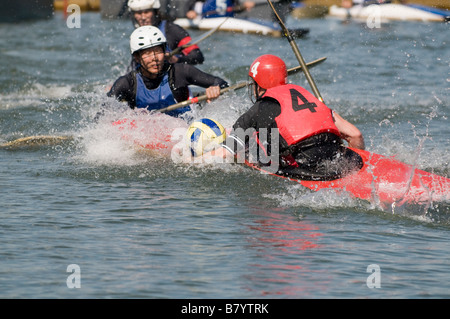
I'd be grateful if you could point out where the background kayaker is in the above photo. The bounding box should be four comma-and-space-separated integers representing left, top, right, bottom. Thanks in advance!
107, 26, 228, 118
185, 0, 256, 19
128, 0, 205, 65
184, 1, 295, 31
342, 0, 392, 8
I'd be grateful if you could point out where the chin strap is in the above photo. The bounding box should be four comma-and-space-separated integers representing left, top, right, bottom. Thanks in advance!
249, 81, 266, 104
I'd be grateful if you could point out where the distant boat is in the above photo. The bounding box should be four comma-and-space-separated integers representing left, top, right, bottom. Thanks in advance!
174, 16, 309, 38
0, 0, 53, 23
329, 3, 449, 22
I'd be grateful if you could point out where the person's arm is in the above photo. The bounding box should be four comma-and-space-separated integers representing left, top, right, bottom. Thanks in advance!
195, 144, 235, 162
107, 73, 136, 108
333, 111, 365, 150
166, 22, 205, 65
242, 1, 255, 11
178, 63, 228, 87
195, 118, 250, 163
196, 100, 262, 162
176, 48, 204, 65
232, 103, 259, 131
94, 73, 135, 121
233, 0, 255, 12
170, 63, 228, 102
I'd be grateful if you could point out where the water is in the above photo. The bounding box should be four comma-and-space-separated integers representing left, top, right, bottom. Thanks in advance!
0, 12, 449, 299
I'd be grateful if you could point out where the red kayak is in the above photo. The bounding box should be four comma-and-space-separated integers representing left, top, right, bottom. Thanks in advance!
111, 114, 188, 156
245, 147, 450, 210
111, 115, 449, 209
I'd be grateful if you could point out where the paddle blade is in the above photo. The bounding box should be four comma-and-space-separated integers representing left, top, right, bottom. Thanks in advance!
0, 135, 72, 148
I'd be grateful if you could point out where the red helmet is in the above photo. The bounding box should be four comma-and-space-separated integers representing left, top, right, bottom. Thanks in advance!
248, 54, 287, 89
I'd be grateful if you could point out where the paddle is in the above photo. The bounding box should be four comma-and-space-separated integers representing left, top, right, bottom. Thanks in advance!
158, 56, 327, 114
266, 0, 324, 102
0, 135, 73, 148
168, 18, 229, 58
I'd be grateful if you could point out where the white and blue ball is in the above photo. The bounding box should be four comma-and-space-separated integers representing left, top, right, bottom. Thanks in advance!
186, 118, 226, 157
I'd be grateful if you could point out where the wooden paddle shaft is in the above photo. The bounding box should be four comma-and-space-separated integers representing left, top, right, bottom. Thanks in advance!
266, 0, 324, 102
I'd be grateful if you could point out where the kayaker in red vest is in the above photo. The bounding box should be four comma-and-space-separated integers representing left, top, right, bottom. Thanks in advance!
127, 0, 204, 65
220, 54, 365, 179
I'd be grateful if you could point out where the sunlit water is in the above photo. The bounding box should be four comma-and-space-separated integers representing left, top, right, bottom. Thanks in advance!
0, 12, 449, 298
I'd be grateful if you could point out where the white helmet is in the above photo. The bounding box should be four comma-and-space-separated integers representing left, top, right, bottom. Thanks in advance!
127, 0, 160, 11
130, 26, 166, 54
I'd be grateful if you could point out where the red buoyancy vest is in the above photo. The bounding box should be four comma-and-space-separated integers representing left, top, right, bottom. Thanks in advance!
263, 84, 340, 146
